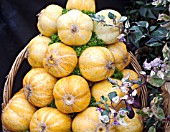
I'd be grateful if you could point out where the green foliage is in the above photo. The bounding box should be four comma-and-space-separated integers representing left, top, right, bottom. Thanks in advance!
108, 92, 117, 101
72, 32, 106, 57
71, 65, 81, 76
111, 67, 123, 80
89, 96, 97, 107
49, 33, 61, 45
50, 100, 57, 108
62, 9, 71, 14
81, 10, 95, 15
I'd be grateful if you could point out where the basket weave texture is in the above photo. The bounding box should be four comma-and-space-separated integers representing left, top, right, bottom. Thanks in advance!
2, 45, 149, 132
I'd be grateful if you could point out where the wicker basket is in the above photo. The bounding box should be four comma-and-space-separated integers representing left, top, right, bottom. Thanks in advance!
1, 45, 150, 132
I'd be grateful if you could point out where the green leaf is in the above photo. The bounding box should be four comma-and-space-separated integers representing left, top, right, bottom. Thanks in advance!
150, 26, 157, 32
108, 12, 116, 20
147, 9, 157, 19
49, 33, 61, 45
62, 9, 71, 15
129, 9, 138, 14
148, 126, 156, 132
135, 1, 144, 5
105, 104, 109, 110
162, 44, 170, 59
147, 75, 165, 87
100, 96, 108, 102
71, 65, 81, 75
101, 110, 110, 116
136, 21, 149, 29
81, 10, 95, 16
89, 96, 97, 107
146, 42, 163, 47
151, 27, 168, 40
108, 92, 117, 101
157, 107, 165, 120
130, 26, 144, 43
139, 7, 147, 17
96, 101, 104, 105
118, 16, 127, 22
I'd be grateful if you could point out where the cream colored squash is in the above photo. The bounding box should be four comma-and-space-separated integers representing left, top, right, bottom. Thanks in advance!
72, 107, 115, 132
43, 43, 78, 78
27, 35, 51, 68
30, 107, 72, 132
53, 75, 91, 114
1, 89, 37, 132
57, 9, 93, 46
23, 68, 57, 107
37, 4, 63, 36
107, 42, 131, 71
115, 109, 143, 132
91, 79, 125, 110
66, 0, 96, 12
93, 9, 121, 44
79, 46, 115, 82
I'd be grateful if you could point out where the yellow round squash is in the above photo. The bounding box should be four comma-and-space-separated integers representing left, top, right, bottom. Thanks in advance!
93, 9, 121, 44
79, 46, 115, 82
27, 35, 51, 68
107, 42, 131, 71
72, 107, 115, 132
37, 4, 63, 36
30, 107, 72, 132
115, 109, 143, 132
57, 9, 93, 46
23, 68, 57, 107
1, 89, 37, 132
66, 0, 96, 12
53, 75, 91, 114
43, 43, 77, 78
91, 79, 125, 110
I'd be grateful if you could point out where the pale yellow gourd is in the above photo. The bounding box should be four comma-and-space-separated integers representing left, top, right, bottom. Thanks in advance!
72, 107, 115, 132
53, 75, 91, 114
37, 4, 63, 36
66, 0, 96, 12
91, 79, 125, 110
30, 107, 72, 132
23, 68, 57, 107
57, 10, 93, 46
27, 35, 51, 68
43, 43, 77, 78
79, 46, 115, 82
115, 109, 143, 132
1, 89, 37, 132
93, 9, 121, 44
107, 42, 131, 71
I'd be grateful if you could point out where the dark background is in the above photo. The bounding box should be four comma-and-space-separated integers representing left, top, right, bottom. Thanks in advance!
0, 0, 129, 130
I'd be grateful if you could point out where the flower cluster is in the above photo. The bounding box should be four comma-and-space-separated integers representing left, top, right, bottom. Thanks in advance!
96, 74, 142, 126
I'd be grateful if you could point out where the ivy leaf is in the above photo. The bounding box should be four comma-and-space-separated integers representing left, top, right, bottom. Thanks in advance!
100, 96, 108, 102
146, 42, 163, 47
101, 109, 110, 116
108, 12, 116, 20
136, 21, 149, 29
157, 107, 165, 120
147, 9, 157, 19
150, 26, 157, 32
162, 44, 170, 59
151, 27, 168, 40
147, 75, 165, 87
139, 7, 147, 17
118, 16, 127, 22
111, 67, 123, 80
148, 126, 156, 132
89, 96, 97, 107
135, 1, 144, 5
130, 26, 144, 43
129, 9, 138, 14
108, 92, 117, 101
50, 100, 57, 108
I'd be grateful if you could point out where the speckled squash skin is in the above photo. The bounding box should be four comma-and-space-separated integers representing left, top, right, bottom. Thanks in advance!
72, 107, 116, 132
37, 4, 63, 36
57, 10, 93, 46
23, 68, 57, 107
115, 109, 143, 132
107, 42, 131, 71
79, 46, 115, 82
93, 9, 121, 44
43, 43, 78, 78
27, 35, 51, 68
30, 107, 72, 132
91, 79, 125, 110
1, 89, 37, 132
53, 75, 91, 114
66, 0, 96, 12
